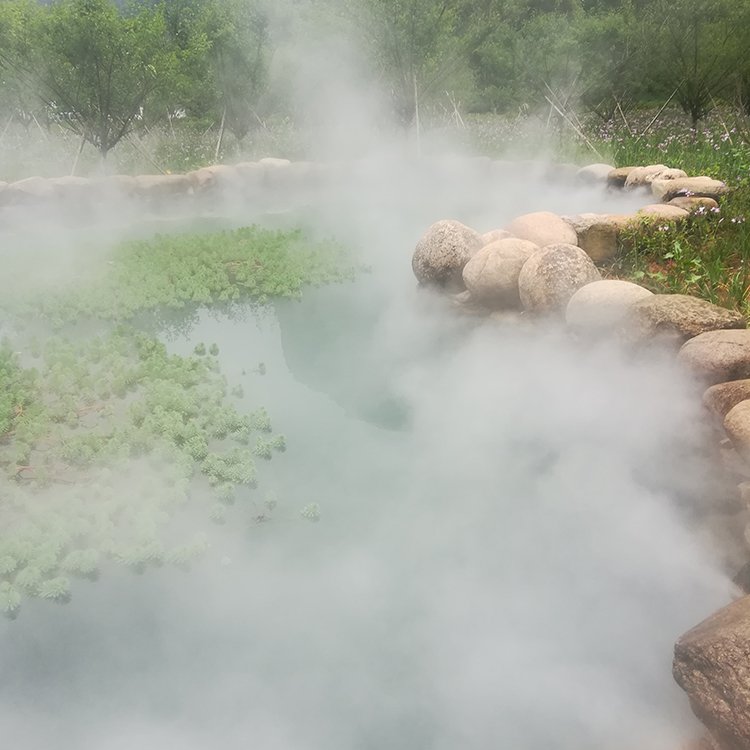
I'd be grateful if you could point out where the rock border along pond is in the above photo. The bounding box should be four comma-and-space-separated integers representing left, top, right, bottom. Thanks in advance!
0, 157, 746, 747
410, 162, 750, 750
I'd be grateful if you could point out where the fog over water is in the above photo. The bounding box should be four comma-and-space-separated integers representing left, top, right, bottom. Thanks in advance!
0, 157, 736, 750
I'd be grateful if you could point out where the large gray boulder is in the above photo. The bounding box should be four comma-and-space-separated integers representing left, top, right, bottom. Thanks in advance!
624, 164, 671, 188
462, 238, 539, 308
4, 176, 55, 203
679, 330, 750, 385
575, 163, 615, 185
704, 380, 750, 422
673, 595, 750, 750
563, 213, 626, 262
518, 243, 601, 315
652, 176, 730, 203
480, 228, 513, 245
134, 173, 193, 198
636, 203, 690, 222
505, 211, 578, 248
412, 220, 483, 288
623, 295, 745, 347
669, 196, 719, 213
607, 167, 636, 188
724, 401, 750, 464
566, 279, 653, 331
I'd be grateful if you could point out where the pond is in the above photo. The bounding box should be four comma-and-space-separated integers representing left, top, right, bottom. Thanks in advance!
0, 160, 731, 749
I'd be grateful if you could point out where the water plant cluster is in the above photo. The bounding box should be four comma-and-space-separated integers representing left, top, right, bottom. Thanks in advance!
7, 226, 352, 326
0, 225, 348, 618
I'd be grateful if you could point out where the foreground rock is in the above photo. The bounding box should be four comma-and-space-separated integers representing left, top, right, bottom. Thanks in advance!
623, 295, 745, 347
724, 401, 750, 464
505, 211, 578, 248
412, 220, 483, 288
518, 244, 601, 315
679, 330, 750, 385
462, 238, 538, 308
704, 381, 750, 422
673, 595, 750, 750
652, 176, 730, 202
566, 280, 653, 332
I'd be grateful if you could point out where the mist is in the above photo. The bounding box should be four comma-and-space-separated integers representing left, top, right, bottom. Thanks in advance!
0, 7, 737, 750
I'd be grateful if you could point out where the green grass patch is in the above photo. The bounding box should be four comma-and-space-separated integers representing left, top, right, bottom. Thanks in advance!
611, 184, 750, 313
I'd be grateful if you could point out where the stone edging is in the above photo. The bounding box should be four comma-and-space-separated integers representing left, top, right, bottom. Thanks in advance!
411, 161, 750, 750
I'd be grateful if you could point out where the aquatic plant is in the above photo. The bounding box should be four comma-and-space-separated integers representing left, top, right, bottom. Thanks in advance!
4, 226, 354, 324
0, 327, 291, 616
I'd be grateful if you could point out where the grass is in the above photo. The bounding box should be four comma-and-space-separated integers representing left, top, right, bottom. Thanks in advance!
610, 190, 750, 315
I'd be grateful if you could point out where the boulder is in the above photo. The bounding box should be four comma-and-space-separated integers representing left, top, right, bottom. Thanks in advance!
566, 279, 653, 331
652, 176, 730, 203
134, 173, 193, 198
673, 595, 750, 750
725, 400, 750, 464
607, 167, 636, 188
187, 164, 242, 193
462, 238, 539, 308
636, 203, 690, 222
517, 243, 601, 315
624, 164, 670, 188
563, 213, 625, 262
704, 381, 750, 422
258, 156, 291, 168
4, 176, 55, 203
624, 295, 745, 347
412, 219, 483, 288
96, 174, 138, 199
575, 163, 615, 185
505, 211, 578, 248
481, 229, 513, 245
669, 196, 720, 213
679, 330, 750, 385
49, 175, 93, 199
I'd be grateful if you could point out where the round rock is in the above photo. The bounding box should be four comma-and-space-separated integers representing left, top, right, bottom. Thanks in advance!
575, 163, 615, 185
725, 402, 750, 471
462, 238, 539, 308
674, 596, 750, 750
566, 279, 653, 331
518, 243, 601, 315
679, 329, 750, 385
704, 380, 750, 422
412, 219, 483, 288
505, 211, 578, 248
480, 228, 513, 245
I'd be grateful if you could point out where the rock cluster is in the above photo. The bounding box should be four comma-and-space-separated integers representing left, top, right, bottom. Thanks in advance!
408, 160, 750, 750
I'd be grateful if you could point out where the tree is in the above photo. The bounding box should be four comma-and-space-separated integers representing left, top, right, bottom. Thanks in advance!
642, 0, 739, 126
0, 0, 47, 132
344, 0, 468, 126
33, 0, 176, 160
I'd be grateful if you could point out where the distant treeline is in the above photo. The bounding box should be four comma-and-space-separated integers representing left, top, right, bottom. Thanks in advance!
1, 0, 749, 159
